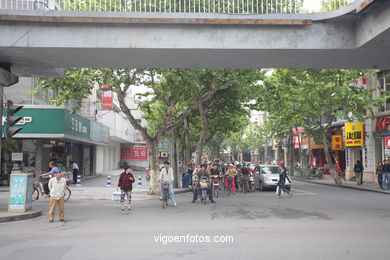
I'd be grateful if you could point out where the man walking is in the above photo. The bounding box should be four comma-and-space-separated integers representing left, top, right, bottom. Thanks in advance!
71, 161, 79, 184
381, 159, 390, 190
277, 166, 293, 198
241, 164, 250, 193
48, 170, 67, 223
353, 160, 364, 185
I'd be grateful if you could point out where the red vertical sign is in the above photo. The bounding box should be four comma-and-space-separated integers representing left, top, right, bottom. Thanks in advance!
102, 84, 113, 110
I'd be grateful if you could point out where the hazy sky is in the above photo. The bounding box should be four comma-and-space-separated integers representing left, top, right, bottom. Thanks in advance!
303, 0, 323, 11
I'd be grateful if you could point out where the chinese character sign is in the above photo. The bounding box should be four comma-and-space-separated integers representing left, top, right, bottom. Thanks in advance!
102, 84, 113, 110
121, 147, 148, 160
331, 135, 342, 150
345, 122, 364, 147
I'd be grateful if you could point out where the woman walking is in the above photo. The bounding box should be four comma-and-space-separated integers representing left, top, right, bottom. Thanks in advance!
376, 161, 383, 189
118, 167, 135, 211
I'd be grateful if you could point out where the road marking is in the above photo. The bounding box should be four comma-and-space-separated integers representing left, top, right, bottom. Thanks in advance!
293, 189, 315, 195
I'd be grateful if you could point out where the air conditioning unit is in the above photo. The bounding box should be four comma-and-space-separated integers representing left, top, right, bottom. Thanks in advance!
160, 152, 168, 158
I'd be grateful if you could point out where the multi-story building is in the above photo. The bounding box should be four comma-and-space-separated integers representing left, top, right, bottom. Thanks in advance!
0, 77, 145, 185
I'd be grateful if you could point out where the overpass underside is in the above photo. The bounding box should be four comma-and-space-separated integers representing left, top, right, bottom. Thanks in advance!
0, 0, 389, 77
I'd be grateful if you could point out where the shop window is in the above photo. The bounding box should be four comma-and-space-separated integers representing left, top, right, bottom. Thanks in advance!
378, 71, 390, 113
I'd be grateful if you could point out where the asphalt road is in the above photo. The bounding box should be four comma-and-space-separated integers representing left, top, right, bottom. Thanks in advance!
0, 181, 389, 260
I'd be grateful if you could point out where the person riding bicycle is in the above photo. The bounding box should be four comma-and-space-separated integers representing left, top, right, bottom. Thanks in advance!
41, 161, 60, 198
192, 164, 215, 203
225, 164, 237, 195
158, 161, 177, 207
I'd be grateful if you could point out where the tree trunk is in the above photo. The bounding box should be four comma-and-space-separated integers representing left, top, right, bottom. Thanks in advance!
183, 117, 191, 165
195, 104, 209, 165
148, 138, 160, 194
322, 130, 343, 185
171, 129, 180, 188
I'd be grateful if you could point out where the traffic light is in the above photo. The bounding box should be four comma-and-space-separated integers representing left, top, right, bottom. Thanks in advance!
6, 100, 23, 140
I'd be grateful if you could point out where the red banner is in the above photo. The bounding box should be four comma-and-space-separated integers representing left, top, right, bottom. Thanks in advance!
102, 84, 113, 110
121, 147, 148, 160
293, 128, 304, 149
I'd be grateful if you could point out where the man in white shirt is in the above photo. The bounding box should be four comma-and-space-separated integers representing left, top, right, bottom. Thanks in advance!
158, 161, 177, 206
48, 171, 67, 223
71, 161, 79, 184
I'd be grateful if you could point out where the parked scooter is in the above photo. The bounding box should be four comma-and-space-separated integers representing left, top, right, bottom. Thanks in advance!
308, 166, 324, 179
145, 168, 151, 182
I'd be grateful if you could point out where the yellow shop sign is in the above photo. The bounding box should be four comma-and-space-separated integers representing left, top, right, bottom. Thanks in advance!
345, 122, 364, 147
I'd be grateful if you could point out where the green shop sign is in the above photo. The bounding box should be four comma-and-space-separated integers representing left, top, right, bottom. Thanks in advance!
64, 111, 90, 141
2, 108, 91, 142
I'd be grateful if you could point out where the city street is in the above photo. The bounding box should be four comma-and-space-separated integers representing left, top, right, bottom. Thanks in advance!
1, 181, 389, 260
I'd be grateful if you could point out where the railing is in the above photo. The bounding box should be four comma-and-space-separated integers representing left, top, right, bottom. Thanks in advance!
0, 0, 357, 14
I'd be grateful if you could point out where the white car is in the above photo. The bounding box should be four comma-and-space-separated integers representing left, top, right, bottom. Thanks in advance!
254, 165, 290, 191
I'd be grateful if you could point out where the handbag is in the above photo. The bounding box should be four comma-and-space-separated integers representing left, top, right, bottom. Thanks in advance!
112, 189, 121, 201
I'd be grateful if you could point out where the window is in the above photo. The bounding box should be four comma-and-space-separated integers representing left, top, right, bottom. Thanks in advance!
378, 71, 390, 113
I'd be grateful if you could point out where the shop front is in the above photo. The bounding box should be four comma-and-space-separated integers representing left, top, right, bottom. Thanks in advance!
374, 115, 390, 180
344, 122, 365, 181
1, 108, 109, 186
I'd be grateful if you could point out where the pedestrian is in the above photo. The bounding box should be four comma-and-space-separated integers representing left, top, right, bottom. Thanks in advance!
277, 166, 293, 198
118, 166, 135, 211
48, 170, 67, 223
158, 161, 177, 206
381, 159, 390, 190
225, 164, 237, 195
71, 161, 79, 184
376, 160, 383, 189
241, 164, 250, 193
187, 160, 195, 185
353, 160, 364, 185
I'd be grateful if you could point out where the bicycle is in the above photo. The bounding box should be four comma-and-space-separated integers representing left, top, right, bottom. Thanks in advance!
161, 182, 170, 209
226, 176, 234, 197
199, 177, 209, 205
32, 178, 71, 202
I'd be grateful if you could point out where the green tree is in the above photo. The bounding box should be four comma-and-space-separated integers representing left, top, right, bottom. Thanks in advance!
255, 69, 381, 184
35, 68, 220, 193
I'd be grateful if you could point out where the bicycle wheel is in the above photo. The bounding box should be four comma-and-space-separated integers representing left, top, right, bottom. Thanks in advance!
228, 187, 231, 197
203, 190, 207, 205
32, 188, 39, 202
64, 187, 71, 202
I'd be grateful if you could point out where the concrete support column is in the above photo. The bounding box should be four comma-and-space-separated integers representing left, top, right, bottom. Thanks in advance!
0, 66, 18, 87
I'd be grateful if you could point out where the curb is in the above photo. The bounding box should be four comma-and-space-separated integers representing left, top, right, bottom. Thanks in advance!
175, 188, 192, 195
294, 178, 390, 195
0, 210, 42, 223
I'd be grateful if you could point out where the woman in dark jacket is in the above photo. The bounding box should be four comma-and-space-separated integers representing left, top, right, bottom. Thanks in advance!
277, 166, 293, 198
118, 167, 135, 211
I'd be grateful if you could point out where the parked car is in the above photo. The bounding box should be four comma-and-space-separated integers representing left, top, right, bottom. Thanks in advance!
254, 165, 290, 191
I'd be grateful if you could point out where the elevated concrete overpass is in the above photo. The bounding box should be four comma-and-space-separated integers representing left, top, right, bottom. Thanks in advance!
0, 0, 389, 80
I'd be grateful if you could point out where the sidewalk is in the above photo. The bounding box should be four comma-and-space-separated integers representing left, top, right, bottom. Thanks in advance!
0, 169, 191, 222
294, 175, 390, 195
